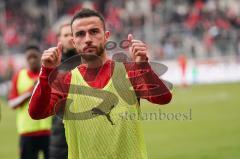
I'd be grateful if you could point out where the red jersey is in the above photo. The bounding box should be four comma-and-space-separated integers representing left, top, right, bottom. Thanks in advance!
29, 60, 172, 119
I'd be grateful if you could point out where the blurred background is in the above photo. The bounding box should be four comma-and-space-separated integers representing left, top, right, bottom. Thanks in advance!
0, 0, 240, 159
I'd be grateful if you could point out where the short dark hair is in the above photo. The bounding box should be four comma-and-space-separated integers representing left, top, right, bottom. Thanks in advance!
24, 45, 41, 53
71, 8, 106, 31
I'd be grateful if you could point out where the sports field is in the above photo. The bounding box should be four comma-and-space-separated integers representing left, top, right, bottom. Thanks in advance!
0, 82, 240, 159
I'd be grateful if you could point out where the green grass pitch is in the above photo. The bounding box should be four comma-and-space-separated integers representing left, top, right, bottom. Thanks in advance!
0, 82, 240, 159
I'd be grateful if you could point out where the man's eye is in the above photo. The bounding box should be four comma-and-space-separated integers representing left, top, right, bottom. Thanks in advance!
65, 33, 72, 37
90, 29, 99, 35
76, 32, 85, 37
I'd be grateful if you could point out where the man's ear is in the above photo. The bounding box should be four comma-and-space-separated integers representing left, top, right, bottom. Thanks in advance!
105, 31, 110, 40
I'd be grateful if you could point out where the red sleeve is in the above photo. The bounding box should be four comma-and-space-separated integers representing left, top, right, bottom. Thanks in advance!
124, 62, 172, 105
8, 71, 20, 100
28, 66, 71, 119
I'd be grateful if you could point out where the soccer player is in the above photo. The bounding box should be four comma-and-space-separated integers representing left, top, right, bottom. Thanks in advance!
29, 9, 172, 159
49, 23, 78, 159
8, 45, 51, 159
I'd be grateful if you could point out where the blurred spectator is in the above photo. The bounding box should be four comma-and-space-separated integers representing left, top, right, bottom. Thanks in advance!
0, 0, 239, 60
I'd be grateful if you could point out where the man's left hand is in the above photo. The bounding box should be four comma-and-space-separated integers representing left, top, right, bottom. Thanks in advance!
128, 34, 148, 63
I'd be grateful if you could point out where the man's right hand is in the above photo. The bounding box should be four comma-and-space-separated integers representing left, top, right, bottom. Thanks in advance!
42, 42, 63, 68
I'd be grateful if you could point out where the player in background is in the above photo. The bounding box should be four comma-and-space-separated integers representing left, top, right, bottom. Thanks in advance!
49, 23, 78, 159
178, 54, 188, 87
8, 45, 51, 159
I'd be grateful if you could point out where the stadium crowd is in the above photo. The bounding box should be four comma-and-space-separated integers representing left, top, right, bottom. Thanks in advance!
0, 0, 240, 82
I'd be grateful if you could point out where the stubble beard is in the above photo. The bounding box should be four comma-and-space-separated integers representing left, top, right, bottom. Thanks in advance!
79, 44, 105, 65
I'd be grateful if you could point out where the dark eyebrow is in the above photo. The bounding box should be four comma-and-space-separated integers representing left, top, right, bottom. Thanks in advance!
89, 28, 100, 31
75, 30, 85, 36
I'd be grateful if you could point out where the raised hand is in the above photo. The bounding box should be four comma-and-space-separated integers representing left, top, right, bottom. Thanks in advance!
41, 42, 63, 68
128, 34, 148, 63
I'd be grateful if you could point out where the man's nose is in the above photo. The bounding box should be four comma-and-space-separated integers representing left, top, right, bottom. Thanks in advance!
85, 33, 92, 44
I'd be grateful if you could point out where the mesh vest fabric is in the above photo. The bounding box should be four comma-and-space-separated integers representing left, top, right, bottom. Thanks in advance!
16, 69, 52, 134
63, 62, 148, 159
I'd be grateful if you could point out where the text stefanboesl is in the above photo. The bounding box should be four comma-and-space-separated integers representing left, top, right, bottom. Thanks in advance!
119, 108, 192, 121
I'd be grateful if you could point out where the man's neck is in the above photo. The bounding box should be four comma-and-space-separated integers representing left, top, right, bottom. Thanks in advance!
83, 53, 108, 68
